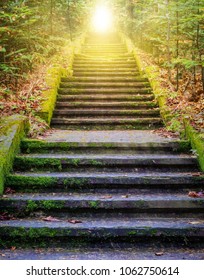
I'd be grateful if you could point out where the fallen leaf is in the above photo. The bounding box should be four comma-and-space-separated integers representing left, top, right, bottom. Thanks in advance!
11, 246, 16, 251
188, 221, 204, 225
155, 252, 164, 256
192, 172, 202, 177
122, 195, 129, 198
42, 216, 60, 222
188, 191, 204, 198
0, 212, 14, 220
100, 195, 112, 199
67, 219, 82, 224
4, 188, 15, 194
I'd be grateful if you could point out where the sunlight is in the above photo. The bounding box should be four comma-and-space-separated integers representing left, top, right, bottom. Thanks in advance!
92, 5, 113, 33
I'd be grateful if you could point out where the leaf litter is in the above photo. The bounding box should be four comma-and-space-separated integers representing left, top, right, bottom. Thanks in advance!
188, 191, 204, 198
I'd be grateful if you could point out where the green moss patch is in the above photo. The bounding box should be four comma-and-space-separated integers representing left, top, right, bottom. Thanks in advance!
37, 34, 86, 125
0, 115, 29, 194
184, 119, 204, 171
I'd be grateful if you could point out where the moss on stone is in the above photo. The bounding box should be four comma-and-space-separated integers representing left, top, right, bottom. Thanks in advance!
37, 34, 86, 125
0, 115, 29, 194
40, 200, 65, 210
21, 139, 79, 153
88, 201, 99, 209
184, 119, 204, 171
26, 200, 38, 212
6, 175, 58, 189
14, 156, 62, 171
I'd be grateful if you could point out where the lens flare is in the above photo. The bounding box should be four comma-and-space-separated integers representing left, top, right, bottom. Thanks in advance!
92, 5, 113, 32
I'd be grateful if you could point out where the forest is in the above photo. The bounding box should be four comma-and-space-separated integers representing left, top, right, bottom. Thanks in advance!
0, 0, 204, 134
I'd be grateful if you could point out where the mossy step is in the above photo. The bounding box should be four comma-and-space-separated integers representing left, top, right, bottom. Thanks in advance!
1, 193, 204, 214
20, 140, 190, 154
15, 164, 197, 173
73, 64, 136, 69
51, 117, 162, 126
1, 244, 204, 260
83, 45, 126, 48
58, 88, 152, 95
0, 218, 204, 240
6, 172, 204, 191
78, 54, 134, 59
81, 50, 127, 54
83, 43, 124, 47
74, 57, 136, 63
13, 154, 198, 168
60, 82, 150, 88
53, 108, 160, 117
55, 101, 157, 109
61, 77, 149, 83
57, 95, 155, 102
73, 61, 137, 68
13, 154, 198, 173
50, 124, 161, 131
74, 58, 137, 63
82, 50, 127, 54
73, 67, 137, 72
74, 72, 140, 77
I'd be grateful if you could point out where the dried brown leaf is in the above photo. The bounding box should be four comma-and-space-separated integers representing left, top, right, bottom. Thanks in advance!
67, 219, 82, 224
100, 195, 112, 199
42, 216, 60, 222
188, 221, 204, 225
188, 191, 204, 198
5, 187, 16, 194
0, 212, 14, 221
155, 252, 164, 256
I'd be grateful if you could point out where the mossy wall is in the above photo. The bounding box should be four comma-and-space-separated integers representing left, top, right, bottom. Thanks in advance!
0, 115, 29, 194
120, 33, 170, 125
184, 119, 204, 171
37, 34, 86, 125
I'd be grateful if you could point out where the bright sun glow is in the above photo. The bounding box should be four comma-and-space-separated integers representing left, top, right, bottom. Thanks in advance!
92, 5, 113, 33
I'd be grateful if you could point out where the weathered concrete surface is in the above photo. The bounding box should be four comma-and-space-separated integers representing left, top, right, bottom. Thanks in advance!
38, 130, 178, 143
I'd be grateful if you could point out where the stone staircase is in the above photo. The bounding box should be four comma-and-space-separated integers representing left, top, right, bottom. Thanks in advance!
0, 33, 204, 260
51, 33, 162, 130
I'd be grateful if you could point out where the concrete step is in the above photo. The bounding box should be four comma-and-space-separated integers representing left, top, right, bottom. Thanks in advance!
53, 108, 160, 117
1, 243, 203, 260
6, 172, 204, 191
77, 54, 134, 59
73, 61, 138, 68
73, 67, 137, 72
60, 82, 150, 88
73, 58, 137, 63
74, 71, 140, 77
58, 88, 152, 95
61, 77, 149, 83
20, 139, 190, 154
74, 56, 136, 63
1, 192, 204, 214
13, 154, 198, 172
14, 154, 198, 166
57, 94, 155, 102
51, 117, 162, 130
0, 217, 203, 241
82, 49, 127, 54
55, 101, 156, 109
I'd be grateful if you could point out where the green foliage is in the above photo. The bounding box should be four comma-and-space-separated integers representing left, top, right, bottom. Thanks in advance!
114, 0, 204, 90
0, 0, 93, 88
